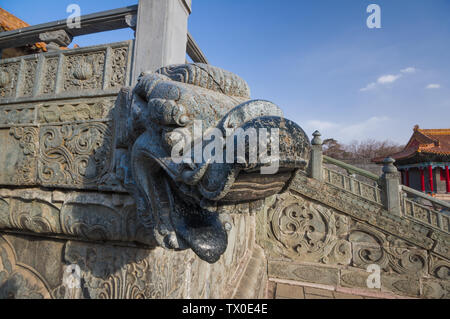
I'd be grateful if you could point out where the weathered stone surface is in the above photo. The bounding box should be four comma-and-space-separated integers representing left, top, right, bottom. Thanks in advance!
1, 23, 448, 299
0, 41, 132, 103
381, 274, 420, 297
0, 235, 52, 299
261, 173, 449, 299
0, 212, 262, 299
340, 268, 372, 290
268, 260, 339, 286
422, 279, 450, 299
110, 63, 311, 263
266, 192, 351, 265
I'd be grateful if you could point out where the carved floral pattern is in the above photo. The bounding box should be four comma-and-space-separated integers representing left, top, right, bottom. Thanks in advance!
38, 100, 110, 123
41, 57, 58, 95
9, 127, 38, 184
20, 60, 38, 97
0, 62, 20, 98
349, 224, 428, 275
0, 108, 34, 125
268, 192, 351, 265
38, 122, 111, 187
63, 53, 105, 91
109, 47, 129, 88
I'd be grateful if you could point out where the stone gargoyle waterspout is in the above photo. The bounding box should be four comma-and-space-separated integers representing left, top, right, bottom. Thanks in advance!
112, 63, 311, 263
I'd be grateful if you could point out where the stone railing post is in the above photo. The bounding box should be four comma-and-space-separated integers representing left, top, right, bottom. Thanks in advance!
132, 0, 192, 84
310, 130, 323, 181
380, 157, 401, 216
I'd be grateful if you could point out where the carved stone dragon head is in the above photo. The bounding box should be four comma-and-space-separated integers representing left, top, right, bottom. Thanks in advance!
113, 63, 311, 263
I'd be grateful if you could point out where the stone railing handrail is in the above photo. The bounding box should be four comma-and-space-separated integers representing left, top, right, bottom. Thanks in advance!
401, 185, 450, 210
0, 4, 207, 64
0, 6, 138, 49
401, 196, 450, 234
323, 155, 380, 182
322, 166, 383, 204
309, 130, 450, 227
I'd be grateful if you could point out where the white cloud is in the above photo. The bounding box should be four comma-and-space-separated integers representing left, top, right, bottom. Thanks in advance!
304, 116, 391, 143
305, 120, 340, 131
377, 74, 401, 84
360, 66, 415, 92
400, 67, 416, 74
426, 83, 441, 89
360, 82, 377, 92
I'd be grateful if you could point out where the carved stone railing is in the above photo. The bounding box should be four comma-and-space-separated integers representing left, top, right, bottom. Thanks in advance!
323, 166, 382, 205
0, 41, 133, 102
401, 186, 450, 234
0, 42, 133, 192
0, 1, 284, 300
323, 155, 380, 182
309, 131, 450, 232
0, 2, 208, 70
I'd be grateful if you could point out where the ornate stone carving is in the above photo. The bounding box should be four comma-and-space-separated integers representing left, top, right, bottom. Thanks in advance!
38, 100, 111, 124
64, 53, 105, 91
109, 47, 129, 88
290, 172, 436, 252
0, 63, 19, 98
62, 241, 187, 299
422, 279, 450, 299
429, 254, 450, 280
349, 223, 428, 275
0, 107, 34, 125
72, 63, 93, 81
267, 192, 351, 265
0, 235, 51, 299
9, 127, 38, 185
41, 57, 58, 95
0, 71, 10, 87
0, 41, 132, 103
38, 122, 112, 188
112, 63, 311, 263
21, 60, 38, 97
0, 189, 154, 245
6, 198, 61, 234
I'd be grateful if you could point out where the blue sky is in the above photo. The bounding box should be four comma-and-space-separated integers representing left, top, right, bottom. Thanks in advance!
2, 0, 450, 144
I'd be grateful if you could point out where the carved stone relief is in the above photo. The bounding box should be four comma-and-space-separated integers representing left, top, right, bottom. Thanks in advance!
37, 122, 112, 188
41, 57, 59, 95
20, 59, 38, 98
0, 235, 52, 299
349, 223, 428, 276
0, 62, 20, 99
8, 127, 38, 185
109, 47, 129, 88
0, 41, 132, 103
37, 99, 111, 124
64, 52, 105, 91
267, 192, 351, 265
0, 189, 152, 246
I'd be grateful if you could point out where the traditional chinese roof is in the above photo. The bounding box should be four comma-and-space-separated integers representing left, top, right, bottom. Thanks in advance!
373, 125, 450, 164
0, 7, 46, 51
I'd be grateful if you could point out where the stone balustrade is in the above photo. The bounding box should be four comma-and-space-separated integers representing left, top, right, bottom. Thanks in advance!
308, 131, 450, 225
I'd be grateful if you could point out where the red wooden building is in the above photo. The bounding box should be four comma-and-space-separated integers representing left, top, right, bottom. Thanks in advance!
374, 125, 450, 199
